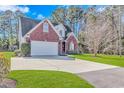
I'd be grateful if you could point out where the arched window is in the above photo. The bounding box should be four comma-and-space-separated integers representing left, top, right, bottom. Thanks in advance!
43, 22, 49, 32
69, 42, 74, 51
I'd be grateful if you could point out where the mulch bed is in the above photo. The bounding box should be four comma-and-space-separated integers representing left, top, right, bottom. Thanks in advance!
0, 78, 16, 88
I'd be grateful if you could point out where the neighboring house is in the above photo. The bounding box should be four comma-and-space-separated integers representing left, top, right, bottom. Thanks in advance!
18, 16, 78, 56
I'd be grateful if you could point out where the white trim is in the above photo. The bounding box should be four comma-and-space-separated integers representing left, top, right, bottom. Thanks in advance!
47, 19, 61, 37
23, 19, 61, 38
65, 32, 78, 42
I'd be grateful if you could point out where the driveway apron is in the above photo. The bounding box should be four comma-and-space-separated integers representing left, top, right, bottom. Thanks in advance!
77, 68, 124, 88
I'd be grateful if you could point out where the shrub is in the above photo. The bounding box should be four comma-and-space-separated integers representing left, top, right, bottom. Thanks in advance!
21, 43, 30, 57
14, 49, 22, 57
0, 53, 10, 83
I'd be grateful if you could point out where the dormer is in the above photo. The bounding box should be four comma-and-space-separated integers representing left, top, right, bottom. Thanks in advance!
55, 24, 66, 38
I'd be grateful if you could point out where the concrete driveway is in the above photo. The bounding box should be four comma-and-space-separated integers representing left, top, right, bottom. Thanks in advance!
11, 56, 124, 88
11, 56, 117, 73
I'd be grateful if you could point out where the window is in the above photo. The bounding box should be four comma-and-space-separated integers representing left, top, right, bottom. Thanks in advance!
69, 42, 74, 51
43, 22, 49, 32
59, 30, 62, 36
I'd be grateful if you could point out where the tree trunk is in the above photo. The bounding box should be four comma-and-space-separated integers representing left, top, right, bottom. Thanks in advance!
118, 6, 122, 57
94, 49, 97, 57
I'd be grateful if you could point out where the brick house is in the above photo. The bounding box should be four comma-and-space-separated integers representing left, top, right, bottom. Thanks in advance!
18, 17, 78, 56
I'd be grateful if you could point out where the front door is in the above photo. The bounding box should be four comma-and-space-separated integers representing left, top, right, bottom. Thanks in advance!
62, 42, 66, 54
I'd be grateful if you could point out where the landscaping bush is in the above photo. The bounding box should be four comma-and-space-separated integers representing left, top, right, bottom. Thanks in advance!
14, 49, 22, 57
0, 53, 10, 83
21, 43, 30, 57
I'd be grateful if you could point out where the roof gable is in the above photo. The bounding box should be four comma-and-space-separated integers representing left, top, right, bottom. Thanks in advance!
24, 19, 61, 38
52, 23, 73, 39
66, 32, 78, 42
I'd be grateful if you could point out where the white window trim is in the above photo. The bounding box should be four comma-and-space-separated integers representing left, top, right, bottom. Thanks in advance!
69, 42, 74, 51
43, 22, 49, 32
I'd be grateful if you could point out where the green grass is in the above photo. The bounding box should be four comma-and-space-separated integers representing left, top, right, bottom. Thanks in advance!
8, 70, 94, 88
71, 54, 124, 67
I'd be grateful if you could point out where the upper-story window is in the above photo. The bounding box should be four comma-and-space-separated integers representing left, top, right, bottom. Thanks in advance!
59, 30, 63, 36
43, 22, 49, 32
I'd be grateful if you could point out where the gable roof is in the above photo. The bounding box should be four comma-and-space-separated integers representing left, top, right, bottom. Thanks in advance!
66, 32, 78, 42
20, 17, 76, 41
20, 16, 40, 36
23, 19, 61, 38
52, 22, 73, 38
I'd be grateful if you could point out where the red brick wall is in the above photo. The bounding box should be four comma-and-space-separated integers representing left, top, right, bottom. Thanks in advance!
30, 20, 59, 42
66, 35, 78, 52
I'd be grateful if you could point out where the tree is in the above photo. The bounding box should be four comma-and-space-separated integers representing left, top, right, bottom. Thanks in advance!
0, 10, 25, 51
108, 5, 124, 56
82, 7, 102, 56
81, 6, 117, 56
51, 6, 84, 37
78, 6, 124, 56
51, 8, 66, 24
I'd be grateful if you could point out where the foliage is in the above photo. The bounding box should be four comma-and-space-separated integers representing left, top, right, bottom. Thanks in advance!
51, 6, 84, 36
8, 70, 94, 88
2, 52, 14, 60
21, 43, 30, 56
0, 53, 10, 83
14, 49, 22, 57
0, 39, 9, 51
79, 6, 124, 56
71, 54, 124, 67
0, 10, 25, 51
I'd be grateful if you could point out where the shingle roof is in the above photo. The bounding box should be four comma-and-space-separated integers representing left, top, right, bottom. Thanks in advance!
52, 22, 58, 26
20, 17, 40, 36
64, 24, 72, 36
20, 17, 72, 38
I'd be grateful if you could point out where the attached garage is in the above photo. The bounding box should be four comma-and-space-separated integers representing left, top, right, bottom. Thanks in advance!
31, 41, 58, 56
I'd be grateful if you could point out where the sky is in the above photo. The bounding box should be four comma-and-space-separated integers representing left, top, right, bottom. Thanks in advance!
22, 5, 90, 19
0, 5, 106, 20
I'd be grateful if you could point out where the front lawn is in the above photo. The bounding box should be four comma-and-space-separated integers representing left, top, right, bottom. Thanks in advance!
8, 70, 94, 88
71, 54, 124, 67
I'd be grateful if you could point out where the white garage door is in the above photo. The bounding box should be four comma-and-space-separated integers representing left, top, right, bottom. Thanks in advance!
31, 41, 58, 56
